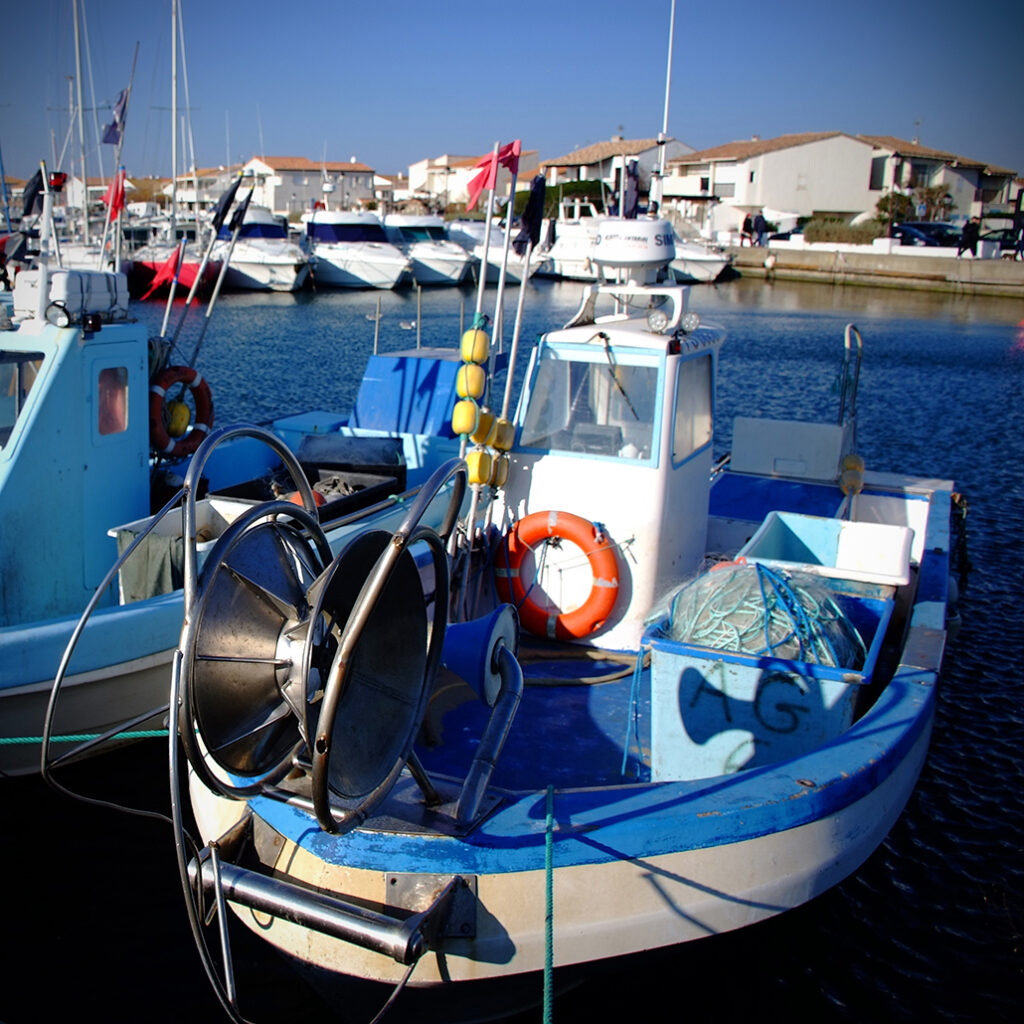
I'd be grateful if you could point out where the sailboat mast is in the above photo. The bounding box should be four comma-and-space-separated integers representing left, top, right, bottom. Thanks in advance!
652, 0, 676, 210
73, 0, 89, 243
171, 0, 178, 243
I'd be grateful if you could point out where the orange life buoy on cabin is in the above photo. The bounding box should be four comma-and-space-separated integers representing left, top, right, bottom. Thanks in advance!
149, 365, 214, 458
495, 510, 619, 641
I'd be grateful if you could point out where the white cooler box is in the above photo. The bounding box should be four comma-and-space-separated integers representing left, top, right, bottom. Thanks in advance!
13, 268, 130, 322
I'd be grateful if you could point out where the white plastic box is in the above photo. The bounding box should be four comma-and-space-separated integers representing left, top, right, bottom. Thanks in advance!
737, 510, 914, 586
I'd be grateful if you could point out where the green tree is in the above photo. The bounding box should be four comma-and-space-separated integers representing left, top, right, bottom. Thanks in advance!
875, 189, 914, 225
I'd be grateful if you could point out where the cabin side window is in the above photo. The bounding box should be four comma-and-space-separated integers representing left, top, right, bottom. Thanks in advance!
672, 354, 712, 463
519, 351, 657, 459
0, 350, 43, 449
98, 366, 129, 436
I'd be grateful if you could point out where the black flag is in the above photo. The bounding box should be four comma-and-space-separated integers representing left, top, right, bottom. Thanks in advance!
228, 188, 254, 233
513, 174, 546, 256
20, 170, 43, 220
210, 175, 243, 234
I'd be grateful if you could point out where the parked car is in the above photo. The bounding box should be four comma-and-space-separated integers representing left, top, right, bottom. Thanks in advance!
768, 225, 804, 241
980, 227, 1019, 252
891, 224, 942, 247
895, 222, 961, 246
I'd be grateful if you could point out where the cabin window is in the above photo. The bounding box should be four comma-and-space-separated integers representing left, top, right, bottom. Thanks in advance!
0, 350, 43, 449
98, 366, 128, 436
520, 351, 658, 459
672, 355, 712, 463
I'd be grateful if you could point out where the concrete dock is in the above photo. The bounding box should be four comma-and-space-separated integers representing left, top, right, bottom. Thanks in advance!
727, 243, 1024, 298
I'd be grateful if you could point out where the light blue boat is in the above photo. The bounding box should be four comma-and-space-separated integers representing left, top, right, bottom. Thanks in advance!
166, 218, 961, 1018
0, 191, 468, 776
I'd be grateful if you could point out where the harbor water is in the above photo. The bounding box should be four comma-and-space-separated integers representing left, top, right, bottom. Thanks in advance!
2, 276, 1021, 1022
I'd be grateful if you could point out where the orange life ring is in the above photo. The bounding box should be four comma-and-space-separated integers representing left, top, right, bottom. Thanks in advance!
495, 510, 619, 640
149, 365, 214, 458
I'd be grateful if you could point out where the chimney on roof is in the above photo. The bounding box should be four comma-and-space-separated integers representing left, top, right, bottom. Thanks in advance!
350, 156, 357, 163
912, 137, 919, 145
751, 134, 760, 141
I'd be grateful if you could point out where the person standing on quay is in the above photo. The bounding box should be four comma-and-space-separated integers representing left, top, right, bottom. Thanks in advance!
957, 217, 980, 258
753, 210, 767, 246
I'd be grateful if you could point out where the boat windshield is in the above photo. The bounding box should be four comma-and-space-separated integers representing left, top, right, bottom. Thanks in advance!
217, 222, 287, 240
398, 225, 447, 243
0, 350, 43, 449
519, 349, 658, 459
308, 222, 388, 244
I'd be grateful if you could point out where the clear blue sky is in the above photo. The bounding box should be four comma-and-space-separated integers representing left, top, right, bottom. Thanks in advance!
1, 0, 1019, 184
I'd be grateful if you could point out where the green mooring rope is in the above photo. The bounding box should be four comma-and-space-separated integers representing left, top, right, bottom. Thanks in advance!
544, 784, 554, 1024
0, 729, 168, 746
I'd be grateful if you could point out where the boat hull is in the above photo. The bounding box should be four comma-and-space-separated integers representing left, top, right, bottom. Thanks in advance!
223, 258, 310, 292
189, 656, 936, 990
126, 255, 221, 298
308, 244, 409, 289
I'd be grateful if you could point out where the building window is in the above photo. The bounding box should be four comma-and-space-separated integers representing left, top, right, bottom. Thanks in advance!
714, 183, 735, 198
869, 156, 886, 191
749, 171, 755, 183
700, 176, 710, 192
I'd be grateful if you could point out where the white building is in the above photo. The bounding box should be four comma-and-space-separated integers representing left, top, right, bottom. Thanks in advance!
236, 156, 376, 217
664, 131, 1019, 235
408, 150, 540, 208
541, 136, 694, 197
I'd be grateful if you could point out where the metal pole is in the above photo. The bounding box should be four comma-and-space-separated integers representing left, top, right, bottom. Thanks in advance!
73, 0, 89, 244
501, 238, 532, 420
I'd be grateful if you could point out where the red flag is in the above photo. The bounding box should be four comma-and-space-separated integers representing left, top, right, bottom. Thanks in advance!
497, 139, 521, 176
140, 242, 183, 300
466, 140, 522, 211
101, 169, 126, 222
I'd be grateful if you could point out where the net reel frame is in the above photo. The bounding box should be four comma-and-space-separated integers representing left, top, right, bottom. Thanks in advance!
176, 424, 330, 798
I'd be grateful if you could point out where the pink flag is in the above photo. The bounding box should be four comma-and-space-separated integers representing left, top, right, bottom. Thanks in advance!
466, 140, 522, 211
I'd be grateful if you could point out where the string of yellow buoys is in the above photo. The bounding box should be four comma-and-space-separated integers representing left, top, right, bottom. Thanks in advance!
452, 323, 515, 488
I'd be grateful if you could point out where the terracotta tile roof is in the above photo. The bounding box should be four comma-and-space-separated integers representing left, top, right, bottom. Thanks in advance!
857, 136, 1016, 176
253, 155, 375, 173
542, 138, 664, 167
669, 132, 853, 165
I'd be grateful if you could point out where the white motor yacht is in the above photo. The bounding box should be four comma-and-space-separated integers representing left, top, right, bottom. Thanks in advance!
303, 210, 410, 289
212, 205, 310, 292
382, 214, 473, 286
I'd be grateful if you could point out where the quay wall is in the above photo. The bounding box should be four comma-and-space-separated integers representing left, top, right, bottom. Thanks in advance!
726, 241, 1024, 298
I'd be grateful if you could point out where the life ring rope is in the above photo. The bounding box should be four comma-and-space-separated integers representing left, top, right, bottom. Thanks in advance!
495, 510, 619, 640
149, 364, 214, 458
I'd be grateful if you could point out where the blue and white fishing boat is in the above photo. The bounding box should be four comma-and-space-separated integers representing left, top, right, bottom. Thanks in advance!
167, 214, 960, 1019
0, 177, 468, 776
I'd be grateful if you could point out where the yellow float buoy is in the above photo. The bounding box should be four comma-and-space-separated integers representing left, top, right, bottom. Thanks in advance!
492, 417, 515, 451
466, 449, 493, 486
451, 398, 480, 437
166, 400, 191, 438
470, 408, 497, 446
456, 363, 486, 400
460, 328, 490, 364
